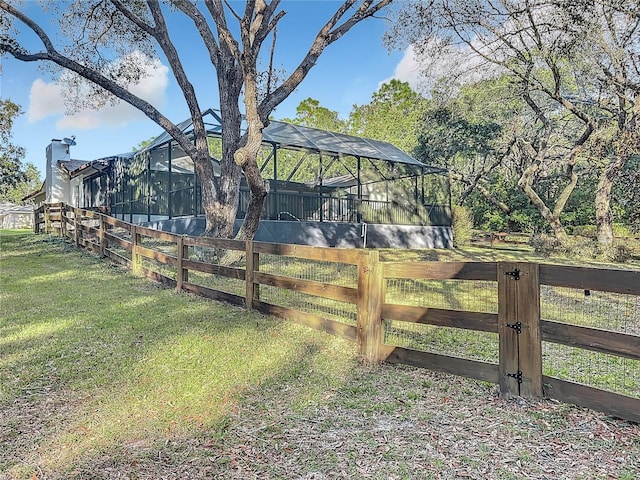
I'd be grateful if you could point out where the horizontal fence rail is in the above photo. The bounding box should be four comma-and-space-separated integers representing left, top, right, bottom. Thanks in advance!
36, 203, 640, 423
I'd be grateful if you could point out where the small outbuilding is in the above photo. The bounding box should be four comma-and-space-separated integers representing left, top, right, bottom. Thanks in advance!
0, 203, 34, 229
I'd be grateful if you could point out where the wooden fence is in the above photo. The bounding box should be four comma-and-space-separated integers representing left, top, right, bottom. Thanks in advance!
34, 203, 640, 422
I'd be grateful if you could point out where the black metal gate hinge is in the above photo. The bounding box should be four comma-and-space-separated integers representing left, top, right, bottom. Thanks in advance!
506, 321, 522, 334
507, 371, 523, 384
504, 268, 520, 280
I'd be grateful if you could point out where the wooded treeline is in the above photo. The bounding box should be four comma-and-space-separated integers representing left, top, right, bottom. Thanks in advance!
283, 0, 639, 255
2, 0, 637, 252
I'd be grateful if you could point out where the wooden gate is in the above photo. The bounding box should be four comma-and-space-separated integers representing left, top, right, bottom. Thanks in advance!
498, 262, 543, 399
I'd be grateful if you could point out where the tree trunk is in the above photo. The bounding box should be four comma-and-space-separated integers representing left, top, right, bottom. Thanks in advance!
595, 155, 626, 246
518, 163, 571, 245
236, 157, 268, 240
234, 65, 269, 241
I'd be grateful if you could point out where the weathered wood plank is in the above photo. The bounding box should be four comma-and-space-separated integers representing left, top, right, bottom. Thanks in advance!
98, 215, 105, 257
382, 304, 499, 333
183, 236, 245, 251
384, 262, 497, 281
102, 216, 131, 229
182, 259, 246, 280
131, 226, 142, 275
498, 262, 520, 398
380, 345, 500, 384
357, 251, 384, 362
541, 320, 640, 361
140, 265, 177, 289
136, 245, 178, 267
245, 241, 256, 309
76, 208, 99, 219
540, 264, 640, 295
516, 262, 543, 398
104, 232, 132, 251
253, 271, 357, 304
182, 282, 246, 307
543, 376, 640, 423
104, 248, 131, 266
253, 242, 361, 265
134, 224, 180, 243
176, 236, 187, 291
253, 300, 357, 341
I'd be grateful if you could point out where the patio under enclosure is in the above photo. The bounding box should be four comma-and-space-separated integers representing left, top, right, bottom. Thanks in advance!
101, 109, 452, 248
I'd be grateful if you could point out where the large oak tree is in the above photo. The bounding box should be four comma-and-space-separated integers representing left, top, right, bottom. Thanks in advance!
0, 0, 392, 239
388, 0, 639, 246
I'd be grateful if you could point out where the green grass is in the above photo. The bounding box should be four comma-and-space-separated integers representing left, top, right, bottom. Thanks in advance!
1, 230, 639, 479
0, 230, 359, 477
113, 227, 640, 397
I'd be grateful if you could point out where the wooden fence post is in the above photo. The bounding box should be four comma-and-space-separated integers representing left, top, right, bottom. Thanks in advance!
61, 205, 67, 238
498, 262, 543, 399
131, 225, 142, 275
176, 236, 189, 291
99, 214, 106, 257
73, 208, 79, 247
245, 240, 257, 309
515, 262, 543, 398
357, 250, 384, 363
44, 205, 51, 234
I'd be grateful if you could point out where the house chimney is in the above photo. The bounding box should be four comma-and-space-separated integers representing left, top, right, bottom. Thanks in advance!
45, 139, 72, 204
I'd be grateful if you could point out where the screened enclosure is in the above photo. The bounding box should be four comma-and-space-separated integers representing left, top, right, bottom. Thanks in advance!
105, 109, 451, 233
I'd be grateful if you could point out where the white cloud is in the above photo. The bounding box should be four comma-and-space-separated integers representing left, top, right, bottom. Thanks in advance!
384, 45, 425, 92
28, 54, 169, 131
386, 42, 500, 95
28, 79, 66, 121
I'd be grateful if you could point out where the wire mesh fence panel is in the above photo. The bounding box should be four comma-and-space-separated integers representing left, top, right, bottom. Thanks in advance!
541, 285, 640, 397
541, 285, 640, 334
258, 285, 358, 326
187, 246, 246, 297
258, 254, 358, 288
141, 257, 177, 281
102, 225, 133, 262
384, 322, 498, 363
105, 225, 132, 242
542, 344, 640, 398
187, 271, 246, 297
141, 237, 178, 258
385, 278, 499, 312
384, 279, 499, 363
105, 244, 132, 262
256, 254, 358, 326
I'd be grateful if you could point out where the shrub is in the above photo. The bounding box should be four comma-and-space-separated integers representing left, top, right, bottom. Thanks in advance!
529, 233, 632, 264
528, 234, 566, 256
598, 241, 633, 263
612, 223, 633, 238
452, 205, 474, 247
570, 225, 597, 237
529, 234, 597, 258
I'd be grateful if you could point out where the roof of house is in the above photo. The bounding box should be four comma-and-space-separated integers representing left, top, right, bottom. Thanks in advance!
0, 203, 33, 214
21, 182, 45, 202
58, 153, 135, 178
58, 159, 92, 174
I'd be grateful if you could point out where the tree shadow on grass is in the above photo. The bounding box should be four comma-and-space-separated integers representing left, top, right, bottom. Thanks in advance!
0, 232, 362, 479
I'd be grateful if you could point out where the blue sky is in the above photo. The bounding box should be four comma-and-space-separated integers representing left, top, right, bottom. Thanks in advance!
1, 1, 423, 178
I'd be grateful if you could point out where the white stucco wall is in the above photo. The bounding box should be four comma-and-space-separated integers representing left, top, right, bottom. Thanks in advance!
46, 140, 71, 204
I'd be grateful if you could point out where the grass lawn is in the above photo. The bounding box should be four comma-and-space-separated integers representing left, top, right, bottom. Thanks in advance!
1, 230, 639, 479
